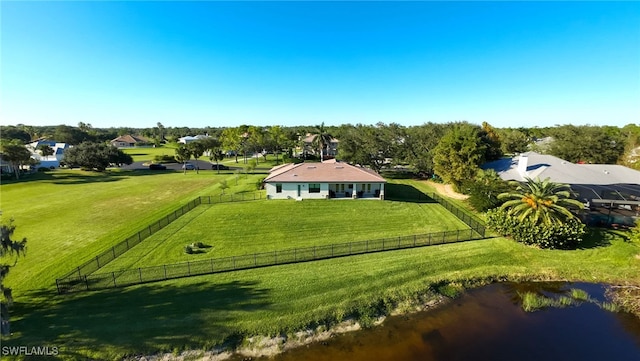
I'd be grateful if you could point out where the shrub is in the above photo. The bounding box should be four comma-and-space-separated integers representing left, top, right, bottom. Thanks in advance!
37, 167, 51, 172
184, 245, 194, 254
153, 155, 176, 163
486, 208, 586, 249
194, 241, 204, 248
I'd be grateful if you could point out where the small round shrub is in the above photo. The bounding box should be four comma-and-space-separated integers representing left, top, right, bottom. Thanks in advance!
184, 245, 194, 254
194, 241, 204, 248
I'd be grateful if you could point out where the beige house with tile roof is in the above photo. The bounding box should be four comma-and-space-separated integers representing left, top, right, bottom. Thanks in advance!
264, 160, 386, 200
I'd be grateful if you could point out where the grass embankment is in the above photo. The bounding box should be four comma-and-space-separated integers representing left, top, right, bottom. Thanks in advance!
0, 171, 638, 360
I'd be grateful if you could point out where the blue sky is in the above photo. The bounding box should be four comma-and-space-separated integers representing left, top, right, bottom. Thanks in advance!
2, 1, 639, 129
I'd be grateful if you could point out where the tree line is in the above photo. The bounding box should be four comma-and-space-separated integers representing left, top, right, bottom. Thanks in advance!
1, 122, 638, 178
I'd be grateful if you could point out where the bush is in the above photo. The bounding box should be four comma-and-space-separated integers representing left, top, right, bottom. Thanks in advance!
184, 245, 194, 254
153, 155, 176, 163
486, 208, 586, 249
37, 167, 51, 172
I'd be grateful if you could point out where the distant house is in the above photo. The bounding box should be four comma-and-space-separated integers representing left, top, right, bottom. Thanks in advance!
483, 151, 640, 226
297, 134, 339, 158
264, 159, 386, 200
110, 135, 149, 148
178, 135, 210, 144
26, 140, 70, 168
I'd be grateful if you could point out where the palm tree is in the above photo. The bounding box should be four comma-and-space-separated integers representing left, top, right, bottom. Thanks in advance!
498, 177, 583, 226
311, 122, 333, 162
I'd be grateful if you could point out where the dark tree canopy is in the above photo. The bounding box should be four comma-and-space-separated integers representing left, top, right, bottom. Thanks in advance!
432, 123, 488, 189
0, 141, 32, 179
548, 125, 624, 164
1, 218, 27, 335
62, 142, 133, 171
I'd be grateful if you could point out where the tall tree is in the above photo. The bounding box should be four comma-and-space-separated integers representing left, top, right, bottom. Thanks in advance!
0, 126, 31, 143
202, 138, 224, 174
156, 122, 165, 142
498, 177, 583, 226
432, 123, 487, 190
548, 125, 624, 164
37, 144, 55, 159
311, 122, 334, 162
221, 127, 242, 163
62, 142, 132, 171
1, 218, 27, 335
175, 145, 192, 175
403, 123, 450, 176
499, 129, 530, 154
187, 140, 207, 174
481, 121, 503, 161
268, 126, 288, 164
0, 141, 32, 179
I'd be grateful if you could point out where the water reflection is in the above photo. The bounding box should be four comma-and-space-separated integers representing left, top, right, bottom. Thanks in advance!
258, 283, 640, 361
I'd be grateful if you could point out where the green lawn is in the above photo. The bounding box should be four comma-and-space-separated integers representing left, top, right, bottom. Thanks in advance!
0, 169, 264, 292
121, 144, 177, 162
99, 200, 469, 271
1, 170, 639, 360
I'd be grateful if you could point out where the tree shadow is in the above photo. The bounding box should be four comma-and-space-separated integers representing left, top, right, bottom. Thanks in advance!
5, 280, 271, 359
1, 169, 183, 186
578, 228, 622, 249
384, 183, 436, 204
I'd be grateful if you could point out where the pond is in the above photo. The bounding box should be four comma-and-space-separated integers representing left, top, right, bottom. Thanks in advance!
258, 283, 640, 361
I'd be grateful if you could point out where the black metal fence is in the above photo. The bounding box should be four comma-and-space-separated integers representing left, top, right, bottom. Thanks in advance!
57, 228, 484, 293
429, 192, 486, 237
56, 192, 265, 283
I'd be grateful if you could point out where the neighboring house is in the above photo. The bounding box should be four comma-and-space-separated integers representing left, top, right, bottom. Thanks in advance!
297, 134, 339, 158
264, 159, 386, 200
178, 135, 210, 144
483, 151, 640, 226
0, 155, 14, 175
26, 140, 70, 168
110, 135, 149, 148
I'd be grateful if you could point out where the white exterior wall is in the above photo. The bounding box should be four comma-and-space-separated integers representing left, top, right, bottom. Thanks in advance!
266, 182, 330, 200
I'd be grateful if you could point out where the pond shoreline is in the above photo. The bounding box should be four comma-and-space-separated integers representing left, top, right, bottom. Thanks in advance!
128, 277, 640, 361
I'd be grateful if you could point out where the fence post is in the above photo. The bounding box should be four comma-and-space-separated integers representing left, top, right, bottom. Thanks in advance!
428, 233, 432, 246
96, 256, 100, 268
84, 275, 89, 291
457, 229, 460, 242
470, 228, 473, 240
55, 279, 61, 294
187, 262, 191, 275
164, 264, 168, 279
442, 232, 446, 243
112, 247, 116, 259
112, 272, 117, 287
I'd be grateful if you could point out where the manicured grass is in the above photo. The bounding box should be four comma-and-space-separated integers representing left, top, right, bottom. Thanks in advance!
100, 200, 469, 271
1, 171, 639, 360
122, 144, 177, 162
0, 169, 264, 292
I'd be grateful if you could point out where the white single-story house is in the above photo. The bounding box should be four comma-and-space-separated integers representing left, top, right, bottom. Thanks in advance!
264, 160, 386, 200
27, 140, 70, 168
178, 135, 210, 144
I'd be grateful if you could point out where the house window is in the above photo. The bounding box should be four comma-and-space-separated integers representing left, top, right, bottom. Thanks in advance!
348, 184, 353, 189
276, 184, 282, 193
309, 183, 321, 193
367, 184, 371, 192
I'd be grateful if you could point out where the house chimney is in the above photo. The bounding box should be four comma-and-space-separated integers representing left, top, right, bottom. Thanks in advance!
517, 154, 528, 176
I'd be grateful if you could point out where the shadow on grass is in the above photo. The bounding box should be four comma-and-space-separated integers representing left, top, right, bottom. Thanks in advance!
384, 183, 436, 204
578, 228, 627, 249
1, 169, 183, 186
8, 280, 271, 359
